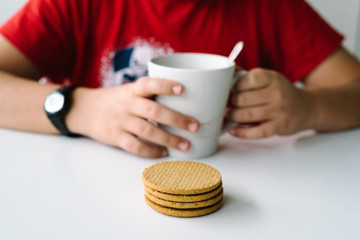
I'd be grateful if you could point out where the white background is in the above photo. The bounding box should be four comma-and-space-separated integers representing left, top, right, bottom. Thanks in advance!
307, 0, 360, 56
0, 0, 359, 56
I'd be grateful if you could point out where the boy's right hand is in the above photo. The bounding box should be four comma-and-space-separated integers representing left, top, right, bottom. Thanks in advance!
65, 77, 200, 158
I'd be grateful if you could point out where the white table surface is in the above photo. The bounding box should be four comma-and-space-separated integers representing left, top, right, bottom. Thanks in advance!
1, 127, 360, 240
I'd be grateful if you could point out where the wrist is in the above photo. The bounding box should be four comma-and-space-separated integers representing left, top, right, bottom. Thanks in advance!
301, 87, 336, 132
65, 87, 93, 136
297, 87, 318, 131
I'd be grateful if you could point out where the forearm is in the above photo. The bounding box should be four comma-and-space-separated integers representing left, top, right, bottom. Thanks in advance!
0, 71, 61, 134
305, 82, 360, 131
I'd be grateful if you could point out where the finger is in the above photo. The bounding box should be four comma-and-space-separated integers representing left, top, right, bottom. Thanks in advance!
229, 120, 277, 139
132, 77, 183, 97
235, 68, 272, 92
131, 98, 200, 133
123, 116, 191, 152
228, 105, 272, 123
232, 87, 271, 107
116, 132, 168, 158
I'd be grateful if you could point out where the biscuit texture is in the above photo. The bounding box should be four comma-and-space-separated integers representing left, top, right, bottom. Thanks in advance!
144, 184, 223, 203
142, 161, 222, 195
145, 196, 223, 217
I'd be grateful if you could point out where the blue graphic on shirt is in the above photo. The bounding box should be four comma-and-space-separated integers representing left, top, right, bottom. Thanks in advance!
112, 45, 156, 85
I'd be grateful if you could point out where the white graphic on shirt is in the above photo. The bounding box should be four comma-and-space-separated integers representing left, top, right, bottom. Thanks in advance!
101, 37, 174, 87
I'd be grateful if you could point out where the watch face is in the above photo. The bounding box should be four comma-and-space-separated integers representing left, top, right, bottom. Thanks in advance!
44, 92, 65, 114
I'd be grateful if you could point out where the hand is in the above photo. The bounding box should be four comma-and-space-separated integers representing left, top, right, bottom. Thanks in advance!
66, 77, 200, 158
228, 68, 312, 138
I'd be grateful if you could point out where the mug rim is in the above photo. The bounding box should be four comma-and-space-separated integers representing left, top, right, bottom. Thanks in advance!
148, 53, 235, 72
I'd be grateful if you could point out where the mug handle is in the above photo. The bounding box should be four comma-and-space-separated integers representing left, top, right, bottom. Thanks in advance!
221, 70, 248, 135
231, 69, 247, 86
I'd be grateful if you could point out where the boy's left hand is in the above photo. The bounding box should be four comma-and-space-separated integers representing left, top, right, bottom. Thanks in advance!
228, 68, 313, 138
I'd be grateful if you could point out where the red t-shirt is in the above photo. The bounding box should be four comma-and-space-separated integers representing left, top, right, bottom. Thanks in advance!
0, 0, 343, 87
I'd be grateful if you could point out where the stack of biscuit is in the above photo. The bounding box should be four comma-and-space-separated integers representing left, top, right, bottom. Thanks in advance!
142, 161, 223, 217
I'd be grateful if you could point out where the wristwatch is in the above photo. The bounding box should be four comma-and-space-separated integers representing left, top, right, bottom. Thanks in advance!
44, 85, 80, 137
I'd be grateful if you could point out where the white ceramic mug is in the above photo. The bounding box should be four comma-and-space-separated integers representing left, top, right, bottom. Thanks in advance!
148, 53, 245, 158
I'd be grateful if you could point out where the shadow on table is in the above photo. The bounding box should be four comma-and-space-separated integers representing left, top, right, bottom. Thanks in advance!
219, 193, 259, 220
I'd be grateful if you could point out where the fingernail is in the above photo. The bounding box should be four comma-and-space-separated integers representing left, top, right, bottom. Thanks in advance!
178, 141, 190, 151
188, 121, 199, 133
172, 85, 182, 95
162, 149, 169, 157
229, 128, 237, 136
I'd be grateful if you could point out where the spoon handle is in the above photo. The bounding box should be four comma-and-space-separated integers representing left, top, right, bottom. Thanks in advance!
228, 41, 244, 62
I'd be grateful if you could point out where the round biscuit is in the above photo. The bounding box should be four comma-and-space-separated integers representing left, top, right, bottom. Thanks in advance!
142, 161, 222, 195
145, 188, 223, 209
145, 196, 223, 217
144, 183, 223, 202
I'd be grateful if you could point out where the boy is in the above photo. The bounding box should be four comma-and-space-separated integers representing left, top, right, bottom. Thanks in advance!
1, 0, 360, 158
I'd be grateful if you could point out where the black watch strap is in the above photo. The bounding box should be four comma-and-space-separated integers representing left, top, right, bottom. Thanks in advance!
45, 85, 81, 137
